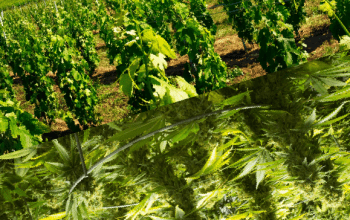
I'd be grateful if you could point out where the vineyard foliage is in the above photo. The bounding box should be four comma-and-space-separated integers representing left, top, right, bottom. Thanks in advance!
1, 0, 350, 219
219, 0, 309, 73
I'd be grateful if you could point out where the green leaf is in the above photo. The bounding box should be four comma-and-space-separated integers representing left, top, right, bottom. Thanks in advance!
0, 114, 9, 132
315, 68, 350, 77
119, 73, 133, 97
171, 123, 199, 143
310, 77, 328, 95
78, 197, 90, 220
284, 50, 293, 66
150, 53, 168, 72
256, 157, 266, 189
122, 172, 148, 187
208, 90, 226, 105
187, 147, 217, 182
174, 2, 190, 19
149, 76, 189, 105
71, 69, 81, 81
217, 127, 251, 143
305, 108, 317, 125
289, 213, 307, 220
149, 75, 167, 99
21, 147, 38, 162
0, 186, 13, 202
175, 76, 197, 97
309, 150, 341, 166
196, 189, 221, 210
8, 115, 19, 138
186, 147, 231, 183
313, 101, 350, 127
129, 58, 141, 81
44, 162, 65, 174
238, 157, 258, 179
18, 128, 34, 148
52, 139, 71, 165
38, 212, 67, 220
175, 205, 185, 219
218, 136, 240, 151
107, 122, 122, 131
14, 159, 43, 169
136, 64, 147, 82
299, 108, 317, 131
315, 85, 350, 102
318, 77, 348, 87
163, 86, 189, 104
142, 29, 176, 59
226, 212, 249, 220
72, 196, 83, 220
146, 204, 172, 215
313, 113, 349, 127
141, 194, 158, 215
235, 147, 261, 151
150, 217, 175, 220
227, 150, 260, 170
257, 159, 285, 167
126, 193, 154, 220
217, 109, 241, 120
27, 200, 46, 210
13, 186, 28, 198
14, 157, 30, 177
0, 147, 36, 160
103, 115, 165, 144
159, 140, 167, 153
318, 0, 336, 17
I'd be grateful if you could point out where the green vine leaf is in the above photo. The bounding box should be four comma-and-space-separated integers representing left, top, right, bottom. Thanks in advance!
119, 72, 134, 97
142, 29, 176, 59
150, 53, 168, 72
175, 76, 198, 97
149, 75, 190, 106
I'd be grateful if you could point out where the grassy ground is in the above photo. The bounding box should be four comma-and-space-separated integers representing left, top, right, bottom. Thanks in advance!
6, 0, 343, 141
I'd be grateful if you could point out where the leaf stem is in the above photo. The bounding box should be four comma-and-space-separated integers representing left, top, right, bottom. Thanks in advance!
74, 133, 88, 176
